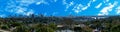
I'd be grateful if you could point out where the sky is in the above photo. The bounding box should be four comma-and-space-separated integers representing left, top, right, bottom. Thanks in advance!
0, 0, 120, 17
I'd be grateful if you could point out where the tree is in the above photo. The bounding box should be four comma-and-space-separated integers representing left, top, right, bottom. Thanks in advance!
10, 22, 23, 27
12, 26, 29, 32
74, 27, 82, 32
32, 23, 55, 32
48, 23, 57, 30
35, 27, 54, 32
111, 25, 120, 32
0, 25, 10, 30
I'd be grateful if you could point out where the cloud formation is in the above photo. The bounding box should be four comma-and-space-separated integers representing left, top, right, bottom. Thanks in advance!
65, 1, 74, 11
72, 0, 95, 14
95, 3, 102, 8
116, 6, 120, 14
36, 0, 48, 5
0, 0, 120, 17
104, 0, 110, 3
98, 1, 118, 16
3, 0, 49, 16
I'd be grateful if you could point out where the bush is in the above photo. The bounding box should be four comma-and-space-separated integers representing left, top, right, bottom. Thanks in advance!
0, 25, 10, 30
12, 26, 29, 32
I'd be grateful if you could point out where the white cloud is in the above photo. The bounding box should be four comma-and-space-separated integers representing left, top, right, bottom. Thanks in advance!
116, 6, 120, 14
54, 0, 57, 2
72, 0, 94, 13
92, 0, 96, 2
69, 1, 74, 6
95, 3, 102, 8
16, 0, 36, 6
36, 0, 48, 5
104, 0, 109, 3
106, 0, 109, 2
4, 0, 39, 16
26, 10, 34, 16
14, 0, 48, 5
63, 0, 67, 5
82, 1, 92, 10
9, 6, 34, 16
20, 0, 35, 4
65, 1, 74, 11
82, 6, 88, 10
98, 14, 104, 16
82, 6, 89, 10
75, 10, 80, 13
72, 4, 83, 13
16, 7, 26, 14
36, 2, 41, 5
98, 1, 118, 16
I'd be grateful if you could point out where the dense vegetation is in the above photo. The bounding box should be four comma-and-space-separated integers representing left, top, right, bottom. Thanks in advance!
0, 14, 120, 32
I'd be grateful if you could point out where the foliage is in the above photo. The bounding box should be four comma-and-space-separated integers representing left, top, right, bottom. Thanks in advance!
35, 27, 54, 32
111, 25, 120, 32
11, 26, 29, 32
48, 23, 57, 30
0, 15, 120, 32
0, 25, 10, 30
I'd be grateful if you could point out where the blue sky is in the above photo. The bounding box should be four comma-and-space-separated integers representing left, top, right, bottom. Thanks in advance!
0, 0, 120, 17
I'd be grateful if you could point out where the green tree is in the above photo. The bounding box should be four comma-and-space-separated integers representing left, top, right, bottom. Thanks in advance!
33, 23, 55, 32
35, 27, 54, 32
12, 26, 29, 32
111, 25, 120, 32
0, 25, 10, 30
48, 23, 57, 30
10, 22, 23, 27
